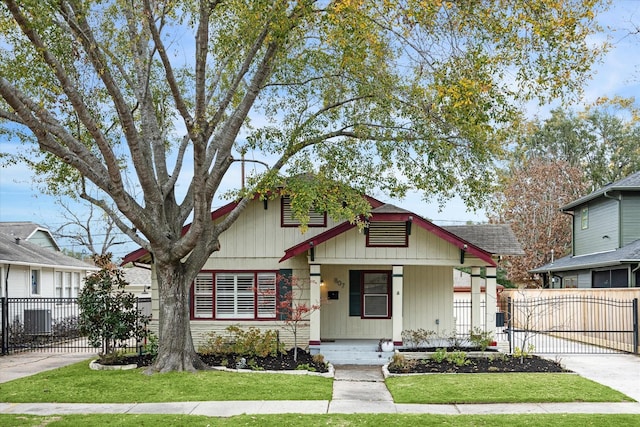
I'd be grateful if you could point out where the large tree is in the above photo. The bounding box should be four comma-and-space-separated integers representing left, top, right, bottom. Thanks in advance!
0, 0, 606, 372
489, 158, 587, 287
513, 103, 640, 190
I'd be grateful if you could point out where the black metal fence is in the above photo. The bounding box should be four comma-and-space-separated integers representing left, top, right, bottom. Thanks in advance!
1, 297, 151, 355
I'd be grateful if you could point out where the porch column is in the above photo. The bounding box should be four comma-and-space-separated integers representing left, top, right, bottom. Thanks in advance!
485, 266, 497, 335
471, 266, 482, 332
392, 265, 404, 346
309, 264, 321, 346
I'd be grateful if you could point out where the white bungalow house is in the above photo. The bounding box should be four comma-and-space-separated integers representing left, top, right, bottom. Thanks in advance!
122, 193, 522, 360
0, 222, 97, 299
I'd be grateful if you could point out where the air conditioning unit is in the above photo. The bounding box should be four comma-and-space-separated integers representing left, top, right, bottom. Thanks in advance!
24, 309, 52, 334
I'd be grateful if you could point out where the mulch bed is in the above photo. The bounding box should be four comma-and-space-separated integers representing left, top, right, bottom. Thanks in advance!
107, 348, 330, 373
388, 354, 570, 374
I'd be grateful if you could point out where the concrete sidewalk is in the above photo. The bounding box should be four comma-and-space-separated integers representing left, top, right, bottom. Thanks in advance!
1, 352, 640, 417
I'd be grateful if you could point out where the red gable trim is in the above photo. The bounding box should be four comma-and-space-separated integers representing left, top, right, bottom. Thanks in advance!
280, 213, 496, 266
279, 221, 357, 262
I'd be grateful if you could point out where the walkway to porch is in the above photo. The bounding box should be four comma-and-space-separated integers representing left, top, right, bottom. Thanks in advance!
316, 340, 395, 366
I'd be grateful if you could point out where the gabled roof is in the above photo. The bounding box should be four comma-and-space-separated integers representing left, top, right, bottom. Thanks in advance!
561, 170, 640, 211
442, 224, 525, 256
0, 232, 97, 270
530, 239, 640, 274
279, 203, 498, 266
0, 221, 60, 251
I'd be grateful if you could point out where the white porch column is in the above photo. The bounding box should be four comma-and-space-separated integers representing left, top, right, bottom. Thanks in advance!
309, 264, 321, 346
471, 266, 482, 332
392, 265, 404, 345
485, 266, 497, 335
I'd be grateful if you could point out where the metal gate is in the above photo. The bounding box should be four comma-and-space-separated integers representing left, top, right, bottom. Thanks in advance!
505, 295, 638, 354
1, 297, 151, 355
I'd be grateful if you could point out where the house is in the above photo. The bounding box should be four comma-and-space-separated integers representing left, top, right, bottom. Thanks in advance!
531, 171, 640, 288
122, 265, 152, 298
122, 193, 522, 351
0, 223, 97, 298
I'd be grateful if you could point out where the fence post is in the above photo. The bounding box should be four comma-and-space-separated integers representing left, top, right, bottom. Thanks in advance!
633, 298, 638, 354
507, 296, 513, 354
1, 297, 7, 355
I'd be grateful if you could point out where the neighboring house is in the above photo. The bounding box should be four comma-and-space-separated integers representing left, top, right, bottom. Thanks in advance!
531, 171, 640, 288
122, 193, 522, 349
0, 223, 97, 299
122, 266, 152, 298
0, 221, 60, 252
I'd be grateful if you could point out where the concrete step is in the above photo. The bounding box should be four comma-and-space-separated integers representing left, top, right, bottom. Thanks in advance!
320, 349, 395, 366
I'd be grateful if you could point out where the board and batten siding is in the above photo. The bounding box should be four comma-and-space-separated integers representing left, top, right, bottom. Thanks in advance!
209, 197, 343, 260
573, 198, 619, 256
621, 192, 640, 246
312, 225, 483, 267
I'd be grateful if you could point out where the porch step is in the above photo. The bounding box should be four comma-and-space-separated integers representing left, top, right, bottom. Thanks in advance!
315, 341, 396, 366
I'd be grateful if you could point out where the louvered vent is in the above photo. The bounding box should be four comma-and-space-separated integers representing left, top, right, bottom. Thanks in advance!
281, 196, 326, 226
367, 221, 407, 247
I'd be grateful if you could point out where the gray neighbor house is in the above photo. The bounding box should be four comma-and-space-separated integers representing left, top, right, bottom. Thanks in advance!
531, 171, 640, 288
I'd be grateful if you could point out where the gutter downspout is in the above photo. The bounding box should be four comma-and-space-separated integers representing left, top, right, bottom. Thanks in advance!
3, 264, 9, 298
603, 190, 622, 248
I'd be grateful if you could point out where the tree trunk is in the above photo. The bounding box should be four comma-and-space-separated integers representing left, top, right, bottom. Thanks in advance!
146, 260, 207, 373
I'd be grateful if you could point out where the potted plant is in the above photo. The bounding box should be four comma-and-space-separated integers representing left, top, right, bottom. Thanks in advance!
378, 338, 394, 352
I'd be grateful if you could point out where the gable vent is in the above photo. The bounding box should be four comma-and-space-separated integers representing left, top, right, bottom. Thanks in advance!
281, 196, 326, 227
367, 221, 408, 247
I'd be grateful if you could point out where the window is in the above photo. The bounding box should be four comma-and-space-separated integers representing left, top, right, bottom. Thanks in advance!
31, 270, 41, 295
64, 272, 72, 297
563, 276, 578, 289
349, 270, 392, 318
281, 196, 326, 227
192, 271, 277, 320
593, 269, 629, 288
366, 221, 408, 247
581, 207, 589, 229
72, 272, 81, 297
55, 271, 63, 298
362, 272, 391, 317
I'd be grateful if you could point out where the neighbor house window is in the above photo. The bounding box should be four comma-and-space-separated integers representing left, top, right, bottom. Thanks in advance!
581, 207, 589, 229
593, 269, 628, 288
72, 272, 81, 297
563, 276, 578, 289
31, 269, 41, 295
55, 271, 63, 298
192, 271, 277, 320
362, 271, 391, 318
281, 196, 326, 227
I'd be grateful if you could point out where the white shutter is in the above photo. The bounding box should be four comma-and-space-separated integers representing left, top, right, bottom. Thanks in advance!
236, 274, 255, 317
216, 273, 255, 319
257, 273, 277, 318
194, 274, 213, 318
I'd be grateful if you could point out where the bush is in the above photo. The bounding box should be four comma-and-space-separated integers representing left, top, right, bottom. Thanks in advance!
431, 348, 447, 363
199, 326, 284, 357
78, 254, 150, 358
401, 328, 436, 349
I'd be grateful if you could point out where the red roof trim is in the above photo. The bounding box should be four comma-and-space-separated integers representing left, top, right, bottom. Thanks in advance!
280, 213, 496, 266
279, 221, 357, 262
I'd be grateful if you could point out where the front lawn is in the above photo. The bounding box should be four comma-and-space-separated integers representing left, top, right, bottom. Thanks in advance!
2, 413, 640, 426
386, 373, 634, 404
0, 360, 332, 403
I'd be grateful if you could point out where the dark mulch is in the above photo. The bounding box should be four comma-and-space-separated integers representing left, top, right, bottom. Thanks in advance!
106, 348, 329, 373
388, 354, 570, 374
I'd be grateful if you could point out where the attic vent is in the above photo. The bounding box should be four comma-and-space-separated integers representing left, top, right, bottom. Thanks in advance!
366, 222, 408, 247
281, 196, 326, 227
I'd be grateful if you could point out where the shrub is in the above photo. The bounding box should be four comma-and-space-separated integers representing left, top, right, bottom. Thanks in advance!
469, 327, 494, 352
401, 328, 436, 349
199, 326, 284, 357
446, 350, 469, 367
388, 353, 415, 373
77, 254, 149, 359
431, 348, 447, 363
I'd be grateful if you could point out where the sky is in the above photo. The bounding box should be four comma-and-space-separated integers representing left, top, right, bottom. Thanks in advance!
1, 1, 640, 260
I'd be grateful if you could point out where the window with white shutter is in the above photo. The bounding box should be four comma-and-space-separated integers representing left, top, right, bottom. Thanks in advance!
194, 274, 214, 318
257, 273, 277, 318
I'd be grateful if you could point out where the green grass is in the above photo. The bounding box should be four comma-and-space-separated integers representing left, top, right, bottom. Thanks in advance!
2, 414, 640, 426
0, 360, 332, 403
386, 373, 634, 404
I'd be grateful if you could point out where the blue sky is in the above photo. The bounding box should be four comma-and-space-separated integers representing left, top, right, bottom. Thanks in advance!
1, 1, 640, 259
